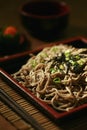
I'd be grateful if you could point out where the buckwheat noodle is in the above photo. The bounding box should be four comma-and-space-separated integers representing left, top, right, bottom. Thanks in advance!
12, 44, 87, 111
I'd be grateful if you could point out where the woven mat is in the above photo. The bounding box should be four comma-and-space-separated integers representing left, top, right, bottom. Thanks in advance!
0, 77, 61, 130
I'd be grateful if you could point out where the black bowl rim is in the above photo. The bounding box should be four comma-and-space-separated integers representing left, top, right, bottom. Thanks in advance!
19, 1, 70, 19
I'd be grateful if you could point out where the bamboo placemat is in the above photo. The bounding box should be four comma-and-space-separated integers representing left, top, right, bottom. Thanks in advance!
0, 77, 60, 130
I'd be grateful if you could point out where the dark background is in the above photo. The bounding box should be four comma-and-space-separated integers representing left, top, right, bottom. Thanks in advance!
0, 0, 87, 46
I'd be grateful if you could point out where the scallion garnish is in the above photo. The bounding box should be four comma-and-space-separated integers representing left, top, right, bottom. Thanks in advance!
59, 64, 64, 70
75, 55, 80, 60
53, 77, 61, 84
31, 60, 37, 68
50, 68, 57, 73
77, 59, 85, 65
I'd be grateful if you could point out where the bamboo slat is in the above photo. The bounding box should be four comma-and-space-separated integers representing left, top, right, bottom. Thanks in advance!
0, 77, 60, 130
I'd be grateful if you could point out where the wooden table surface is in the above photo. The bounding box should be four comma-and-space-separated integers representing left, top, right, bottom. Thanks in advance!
0, 0, 87, 130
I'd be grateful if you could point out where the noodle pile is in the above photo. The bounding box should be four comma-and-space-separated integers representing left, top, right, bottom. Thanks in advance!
12, 44, 87, 111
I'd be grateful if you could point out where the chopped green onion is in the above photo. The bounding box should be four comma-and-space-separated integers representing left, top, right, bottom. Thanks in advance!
69, 60, 76, 66
51, 46, 58, 52
64, 51, 70, 57
53, 77, 61, 84
75, 55, 80, 60
65, 57, 70, 61
77, 59, 85, 65
59, 64, 64, 70
64, 51, 71, 61
41, 52, 48, 58
50, 68, 57, 73
31, 60, 37, 68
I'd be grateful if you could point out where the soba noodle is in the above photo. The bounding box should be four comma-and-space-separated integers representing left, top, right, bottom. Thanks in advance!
12, 44, 87, 111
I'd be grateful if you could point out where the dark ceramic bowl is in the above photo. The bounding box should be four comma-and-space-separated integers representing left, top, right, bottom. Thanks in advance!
20, 1, 70, 41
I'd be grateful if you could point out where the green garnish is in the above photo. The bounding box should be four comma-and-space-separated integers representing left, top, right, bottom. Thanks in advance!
31, 60, 37, 68
53, 77, 61, 84
69, 60, 76, 66
59, 64, 64, 70
65, 51, 70, 57
51, 46, 58, 52
75, 55, 80, 60
41, 52, 48, 58
77, 59, 85, 65
50, 68, 57, 74
64, 51, 71, 61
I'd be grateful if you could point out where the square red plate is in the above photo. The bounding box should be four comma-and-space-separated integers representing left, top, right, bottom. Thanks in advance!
0, 36, 87, 120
